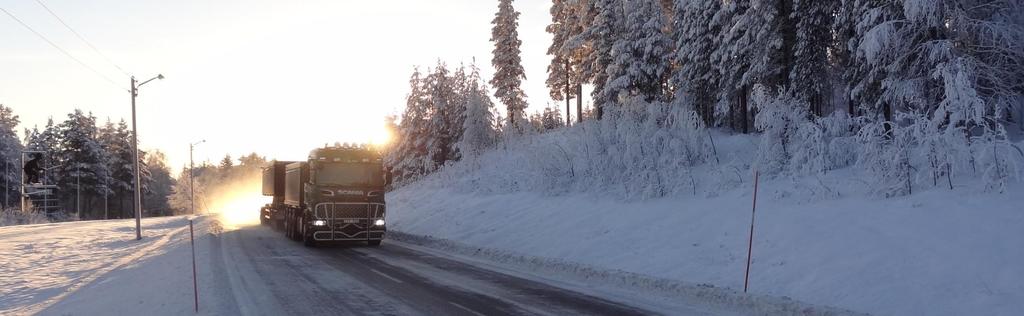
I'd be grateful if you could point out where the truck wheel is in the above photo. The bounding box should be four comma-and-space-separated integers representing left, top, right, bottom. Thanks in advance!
367, 240, 382, 246
302, 221, 316, 247
290, 215, 302, 241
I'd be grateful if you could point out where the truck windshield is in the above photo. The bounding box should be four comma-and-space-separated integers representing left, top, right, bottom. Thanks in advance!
316, 163, 384, 186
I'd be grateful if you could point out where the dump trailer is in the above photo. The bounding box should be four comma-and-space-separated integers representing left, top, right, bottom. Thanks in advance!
260, 160, 295, 228
261, 144, 387, 246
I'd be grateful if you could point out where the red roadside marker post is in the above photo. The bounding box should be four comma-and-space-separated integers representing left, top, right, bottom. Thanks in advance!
744, 170, 760, 293
190, 219, 198, 312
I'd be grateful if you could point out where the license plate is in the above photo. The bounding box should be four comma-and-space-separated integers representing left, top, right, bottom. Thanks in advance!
342, 219, 359, 224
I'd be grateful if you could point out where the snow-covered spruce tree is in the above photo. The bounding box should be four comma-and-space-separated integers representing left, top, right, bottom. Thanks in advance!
387, 68, 431, 184
143, 150, 174, 216
541, 105, 566, 131
713, 0, 750, 132
671, 0, 722, 126
97, 119, 136, 217
0, 105, 24, 209
790, 0, 835, 117
601, 0, 673, 104
57, 110, 112, 218
425, 62, 467, 168
23, 118, 61, 186
584, 0, 624, 119
491, 0, 528, 128
457, 64, 498, 158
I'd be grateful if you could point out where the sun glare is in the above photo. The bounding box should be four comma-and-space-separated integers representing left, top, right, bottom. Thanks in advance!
205, 178, 266, 229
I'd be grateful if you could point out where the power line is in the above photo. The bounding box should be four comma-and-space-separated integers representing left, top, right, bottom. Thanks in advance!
34, 0, 130, 76
0, 6, 126, 91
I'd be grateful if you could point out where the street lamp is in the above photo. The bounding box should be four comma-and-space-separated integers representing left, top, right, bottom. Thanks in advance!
131, 74, 164, 240
190, 140, 205, 215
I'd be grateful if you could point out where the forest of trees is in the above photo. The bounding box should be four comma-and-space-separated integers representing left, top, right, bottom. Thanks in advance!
0, 105, 175, 219
387, 0, 1024, 196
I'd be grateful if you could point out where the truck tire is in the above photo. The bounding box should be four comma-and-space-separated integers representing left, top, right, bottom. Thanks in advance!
290, 214, 302, 241
367, 240, 382, 246
301, 220, 316, 247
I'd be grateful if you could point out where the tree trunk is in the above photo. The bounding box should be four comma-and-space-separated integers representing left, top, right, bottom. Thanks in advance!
883, 101, 893, 139
576, 84, 583, 123
565, 59, 572, 126
740, 86, 749, 134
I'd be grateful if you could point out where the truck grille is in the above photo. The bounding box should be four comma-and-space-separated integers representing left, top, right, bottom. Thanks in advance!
314, 203, 385, 219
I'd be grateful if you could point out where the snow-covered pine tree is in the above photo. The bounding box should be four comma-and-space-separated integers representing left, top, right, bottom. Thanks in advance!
23, 118, 61, 186
97, 119, 128, 216
790, 0, 835, 117
713, 0, 750, 132
602, 0, 673, 104
546, 0, 576, 126
491, 0, 528, 128
541, 105, 566, 130
0, 105, 24, 209
584, 0, 624, 119
457, 63, 498, 157
718, 0, 796, 133
386, 68, 431, 183
565, 0, 598, 123
672, 0, 722, 126
57, 109, 112, 218
425, 62, 462, 168
143, 150, 174, 216
837, 0, 900, 120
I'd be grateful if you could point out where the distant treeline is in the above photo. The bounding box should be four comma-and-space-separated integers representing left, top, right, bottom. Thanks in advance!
1, 106, 174, 218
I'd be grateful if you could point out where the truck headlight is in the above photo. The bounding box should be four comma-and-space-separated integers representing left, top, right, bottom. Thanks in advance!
373, 219, 385, 226
313, 220, 327, 226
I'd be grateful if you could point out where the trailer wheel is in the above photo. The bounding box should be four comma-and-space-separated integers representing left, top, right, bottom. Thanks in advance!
283, 215, 291, 238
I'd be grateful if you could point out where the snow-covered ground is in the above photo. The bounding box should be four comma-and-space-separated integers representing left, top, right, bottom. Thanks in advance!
0, 216, 200, 315
387, 128, 1024, 316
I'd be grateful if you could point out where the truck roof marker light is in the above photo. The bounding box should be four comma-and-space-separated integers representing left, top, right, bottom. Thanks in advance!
333, 158, 341, 162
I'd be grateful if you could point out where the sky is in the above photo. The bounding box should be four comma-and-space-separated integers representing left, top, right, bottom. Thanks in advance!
1, 0, 561, 174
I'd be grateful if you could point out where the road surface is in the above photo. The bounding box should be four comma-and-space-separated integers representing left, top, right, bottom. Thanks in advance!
207, 223, 702, 316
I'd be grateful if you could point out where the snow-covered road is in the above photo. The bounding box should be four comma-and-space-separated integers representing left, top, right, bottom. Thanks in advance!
4, 216, 730, 315
192, 221, 708, 315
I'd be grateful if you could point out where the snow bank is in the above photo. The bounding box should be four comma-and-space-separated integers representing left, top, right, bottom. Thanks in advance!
388, 127, 1024, 316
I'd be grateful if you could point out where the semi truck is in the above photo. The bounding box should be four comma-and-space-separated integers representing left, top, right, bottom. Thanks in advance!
260, 144, 387, 246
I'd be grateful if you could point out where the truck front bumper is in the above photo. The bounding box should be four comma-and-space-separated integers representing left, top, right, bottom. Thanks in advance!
311, 202, 386, 241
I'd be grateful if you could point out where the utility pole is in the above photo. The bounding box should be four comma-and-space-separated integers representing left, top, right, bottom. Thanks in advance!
4, 162, 8, 209
131, 73, 164, 240
190, 140, 205, 215
132, 76, 141, 239
76, 168, 80, 217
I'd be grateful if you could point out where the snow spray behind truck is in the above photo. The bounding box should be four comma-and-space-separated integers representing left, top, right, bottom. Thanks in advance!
260, 144, 386, 246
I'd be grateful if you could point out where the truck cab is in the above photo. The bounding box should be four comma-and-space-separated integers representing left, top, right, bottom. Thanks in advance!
279, 144, 387, 246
